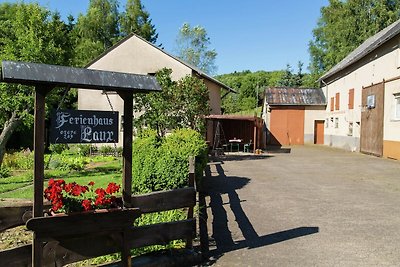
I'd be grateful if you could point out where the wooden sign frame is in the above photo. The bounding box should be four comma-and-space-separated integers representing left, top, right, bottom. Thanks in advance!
1, 60, 162, 267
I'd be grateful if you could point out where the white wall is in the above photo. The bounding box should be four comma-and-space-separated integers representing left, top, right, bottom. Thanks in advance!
78, 35, 222, 146
321, 35, 400, 152
304, 106, 327, 143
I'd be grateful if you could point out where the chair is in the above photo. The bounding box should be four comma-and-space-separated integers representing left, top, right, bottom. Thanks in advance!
243, 140, 253, 153
231, 142, 240, 152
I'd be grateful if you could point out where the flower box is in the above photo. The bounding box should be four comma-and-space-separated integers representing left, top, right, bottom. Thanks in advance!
26, 208, 141, 239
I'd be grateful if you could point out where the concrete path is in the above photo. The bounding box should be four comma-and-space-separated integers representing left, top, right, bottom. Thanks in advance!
203, 145, 400, 266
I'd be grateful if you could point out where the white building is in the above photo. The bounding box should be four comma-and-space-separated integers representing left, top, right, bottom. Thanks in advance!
320, 19, 400, 160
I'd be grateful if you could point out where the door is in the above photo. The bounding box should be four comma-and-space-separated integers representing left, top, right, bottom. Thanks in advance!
360, 82, 384, 156
269, 107, 305, 145
314, 120, 324, 144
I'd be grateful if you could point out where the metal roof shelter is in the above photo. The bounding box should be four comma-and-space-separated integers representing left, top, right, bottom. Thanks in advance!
1, 60, 161, 266
206, 115, 264, 153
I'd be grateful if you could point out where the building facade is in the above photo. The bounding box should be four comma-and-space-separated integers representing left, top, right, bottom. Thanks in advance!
78, 34, 234, 146
262, 87, 326, 146
320, 19, 400, 160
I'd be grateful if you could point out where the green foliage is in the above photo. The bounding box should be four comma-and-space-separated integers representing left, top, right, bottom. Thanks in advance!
120, 0, 158, 43
0, 167, 10, 178
98, 145, 115, 156
134, 69, 210, 137
71, 0, 120, 66
0, 2, 75, 166
46, 154, 89, 171
216, 65, 315, 114
309, 0, 400, 75
49, 144, 69, 154
175, 23, 217, 75
132, 129, 207, 194
3, 150, 34, 170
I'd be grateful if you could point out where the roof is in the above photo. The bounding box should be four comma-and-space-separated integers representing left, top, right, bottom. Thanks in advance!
86, 34, 236, 93
319, 19, 400, 82
265, 87, 326, 106
1, 60, 161, 92
205, 114, 262, 121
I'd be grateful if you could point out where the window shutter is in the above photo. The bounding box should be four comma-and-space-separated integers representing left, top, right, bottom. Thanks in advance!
330, 97, 334, 111
348, 89, 354, 110
335, 93, 340, 110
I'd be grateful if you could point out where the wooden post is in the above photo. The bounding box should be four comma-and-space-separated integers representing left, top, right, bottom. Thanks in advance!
186, 157, 195, 249
118, 91, 133, 208
121, 231, 132, 267
253, 121, 257, 153
33, 86, 52, 267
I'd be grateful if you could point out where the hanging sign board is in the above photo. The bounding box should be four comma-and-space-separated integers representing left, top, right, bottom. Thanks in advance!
49, 110, 119, 144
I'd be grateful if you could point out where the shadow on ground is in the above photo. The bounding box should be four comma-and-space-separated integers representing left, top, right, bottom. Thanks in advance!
210, 154, 274, 162
203, 162, 318, 265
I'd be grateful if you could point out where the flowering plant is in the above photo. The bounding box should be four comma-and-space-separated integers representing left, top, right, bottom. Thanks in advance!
44, 179, 121, 214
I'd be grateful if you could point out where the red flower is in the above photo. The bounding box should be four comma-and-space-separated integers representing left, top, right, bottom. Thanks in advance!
106, 182, 120, 194
44, 179, 121, 213
64, 182, 75, 193
81, 199, 92, 211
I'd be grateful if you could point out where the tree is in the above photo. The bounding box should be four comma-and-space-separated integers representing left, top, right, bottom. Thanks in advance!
0, 3, 72, 166
309, 0, 400, 75
120, 0, 158, 43
175, 23, 217, 75
72, 0, 120, 66
133, 69, 210, 137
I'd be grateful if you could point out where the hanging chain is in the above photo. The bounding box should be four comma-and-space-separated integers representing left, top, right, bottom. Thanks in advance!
57, 87, 71, 111
46, 87, 71, 168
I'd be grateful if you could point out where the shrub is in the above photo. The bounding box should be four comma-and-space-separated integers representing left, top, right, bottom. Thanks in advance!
0, 167, 11, 178
46, 154, 88, 171
49, 144, 69, 154
132, 128, 207, 193
3, 150, 34, 170
99, 145, 115, 156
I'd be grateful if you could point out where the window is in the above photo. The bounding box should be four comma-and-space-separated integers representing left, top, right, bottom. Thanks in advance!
335, 117, 339, 128
348, 122, 353, 136
348, 89, 354, 110
330, 97, 334, 111
325, 118, 329, 128
335, 93, 340, 110
330, 117, 334, 127
395, 94, 400, 119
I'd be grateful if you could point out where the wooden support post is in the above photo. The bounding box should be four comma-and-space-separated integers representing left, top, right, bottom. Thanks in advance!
186, 157, 195, 249
33, 86, 52, 267
121, 231, 132, 267
198, 191, 209, 258
118, 92, 133, 207
253, 122, 257, 153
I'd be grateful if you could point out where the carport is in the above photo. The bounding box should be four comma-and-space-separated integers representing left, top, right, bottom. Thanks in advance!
206, 115, 264, 153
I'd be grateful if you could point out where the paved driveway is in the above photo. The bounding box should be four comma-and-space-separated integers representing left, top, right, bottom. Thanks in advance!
203, 145, 400, 266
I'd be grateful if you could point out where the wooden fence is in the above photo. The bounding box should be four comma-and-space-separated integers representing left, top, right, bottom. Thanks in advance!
0, 159, 209, 266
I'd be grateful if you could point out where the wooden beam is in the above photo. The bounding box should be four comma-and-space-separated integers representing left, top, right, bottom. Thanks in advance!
131, 187, 196, 214
186, 157, 195, 249
128, 219, 195, 249
0, 220, 195, 267
26, 208, 140, 239
33, 86, 52, 267
0, 200, 50, 231
118, 91, 133, 207
1, 61, 162, 93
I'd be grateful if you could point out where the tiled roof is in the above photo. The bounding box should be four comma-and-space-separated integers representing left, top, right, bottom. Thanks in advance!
265, 87, 326, 105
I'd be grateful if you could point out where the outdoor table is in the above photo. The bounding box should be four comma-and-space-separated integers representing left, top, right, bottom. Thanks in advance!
229, 139, 242, 152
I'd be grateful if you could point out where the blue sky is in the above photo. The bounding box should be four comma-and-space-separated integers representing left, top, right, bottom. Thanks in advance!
6, 0, 329, 75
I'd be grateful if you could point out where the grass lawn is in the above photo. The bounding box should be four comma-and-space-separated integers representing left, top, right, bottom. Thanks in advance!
0, 157, 123, 199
